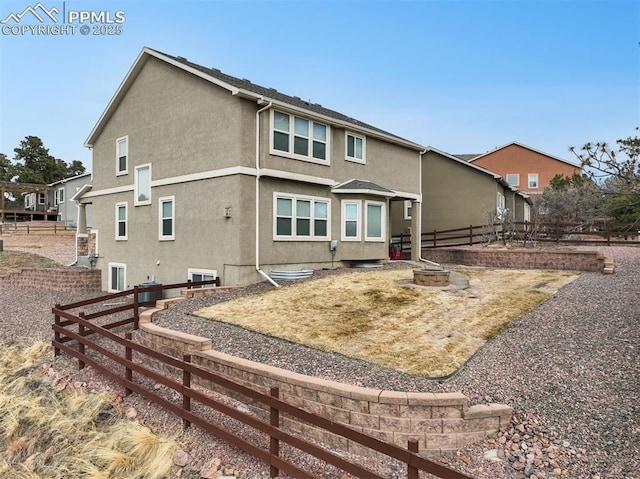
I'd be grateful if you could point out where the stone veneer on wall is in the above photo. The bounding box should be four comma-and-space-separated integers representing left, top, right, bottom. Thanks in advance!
0, 267, 102, 292
422, 248, 613, 273
136, 304, 512, 458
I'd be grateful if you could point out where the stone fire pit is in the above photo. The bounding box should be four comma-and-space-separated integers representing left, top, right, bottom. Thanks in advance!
413, 268, 450, 287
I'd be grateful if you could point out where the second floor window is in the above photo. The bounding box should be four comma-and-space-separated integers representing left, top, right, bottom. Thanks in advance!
116, 136, 128, 175
272, 110, 328, 162
528, 173, 539, 189
346, 133, 366, 163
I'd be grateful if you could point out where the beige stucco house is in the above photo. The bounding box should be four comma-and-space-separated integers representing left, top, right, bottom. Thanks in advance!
76, 47, 425, 291
391, 147, 532, 238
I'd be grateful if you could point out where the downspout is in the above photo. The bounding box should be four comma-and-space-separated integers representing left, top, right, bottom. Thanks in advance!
255, 99, 280, 287
417, 148, 442, 268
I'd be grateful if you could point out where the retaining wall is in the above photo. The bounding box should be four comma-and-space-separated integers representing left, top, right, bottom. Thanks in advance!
136, 309, 512, 458
0, 267, 102, 292
422, 247, 609, 272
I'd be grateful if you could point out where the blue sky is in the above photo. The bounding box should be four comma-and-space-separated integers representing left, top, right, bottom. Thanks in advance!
0, 0, 638, 172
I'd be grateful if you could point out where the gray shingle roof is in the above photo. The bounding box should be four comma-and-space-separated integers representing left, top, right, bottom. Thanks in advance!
453, 154, 480, 162
150, 48, 419, 146
332, 179, 395, 194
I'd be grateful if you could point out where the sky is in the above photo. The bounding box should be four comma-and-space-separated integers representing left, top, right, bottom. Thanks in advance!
0, 0, 638, 173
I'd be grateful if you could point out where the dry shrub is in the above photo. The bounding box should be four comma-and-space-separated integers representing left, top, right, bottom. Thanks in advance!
0, 342, 179, 478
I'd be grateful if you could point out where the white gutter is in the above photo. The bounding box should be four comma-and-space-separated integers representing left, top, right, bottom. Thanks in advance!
255, 99, 280, 288
417, 148, 442, 269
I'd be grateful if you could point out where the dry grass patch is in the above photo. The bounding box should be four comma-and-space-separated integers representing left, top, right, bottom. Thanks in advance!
0, 251, 61, 275
0, 342, 179, 478
195, 267, 578, 377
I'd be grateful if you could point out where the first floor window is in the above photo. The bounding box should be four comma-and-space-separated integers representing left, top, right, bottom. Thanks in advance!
115, 202, 127, 240
404, 200, 412, 220
524, 203, 531, 222
109, 263, 126, 292
365, 201, 385, 241
159, 196, 175, 240
274, 193, 330, 239
342, 200, 361, 241
188, 268, 218, 289
135, 164, 151, 205
38, 192, 46, 205
528, 173, 539, 189
496, 192, 506, 220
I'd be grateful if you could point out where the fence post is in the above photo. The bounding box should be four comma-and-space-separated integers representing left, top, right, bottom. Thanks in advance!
183, 354, 191, 429
408, 439, 419, 479
78, 312, 86, 370
54, 304, 61, 357
606, 222, 611, 246
125, 332, 133, 397
187, 279, 192, 290
469, 225, 473, 246
433, 229, 437, 248
54, 223, 57, 234
27, 224, 29, 234
555, 220, 560, 245
133, 285, 139, 330
270, 387, 280, 478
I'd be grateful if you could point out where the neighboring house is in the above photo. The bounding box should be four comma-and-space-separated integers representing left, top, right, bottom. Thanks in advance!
76, 47, 425, 292
22, 189, 50, 212
391, 147, 532, 237
22, 173, 93, 228
465, 142, 581, 197
49, 173, 93, 228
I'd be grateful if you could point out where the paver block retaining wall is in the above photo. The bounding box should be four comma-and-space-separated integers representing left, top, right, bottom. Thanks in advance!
136, 315, 512, 458
0, 267, 102, 292
423, 248, 609, 273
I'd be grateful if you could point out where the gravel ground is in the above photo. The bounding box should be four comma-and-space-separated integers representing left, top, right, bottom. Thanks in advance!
0, 241, 637, 479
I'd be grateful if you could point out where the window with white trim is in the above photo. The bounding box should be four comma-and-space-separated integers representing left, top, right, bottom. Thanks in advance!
346, 132, 366, 163
159, 196, 175, 241
38, 192, 46, 205
496, 192, 506, 220
528, 173, 539, 189
188, 268, 218, 289
274, 193, 330, 239
341, 200, 361, 241
135, 164, 151, 205
524, 203, 531, 222
506, 174, 519, 186
365, 200, 385, 241
108, 262, 126, 292
404, 200, 412, 220
116, 136, 128, 175
271, 110, 328, 162
115, 202, 127, 240
25, 193, 33, 209
57, 187, 64, 204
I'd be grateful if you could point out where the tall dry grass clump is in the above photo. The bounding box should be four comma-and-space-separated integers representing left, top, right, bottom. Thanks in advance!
0, 342, 178, 478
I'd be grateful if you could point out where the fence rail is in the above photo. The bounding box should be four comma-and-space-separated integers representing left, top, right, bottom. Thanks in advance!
393, 220, 640, 251
52, 283, 472, 479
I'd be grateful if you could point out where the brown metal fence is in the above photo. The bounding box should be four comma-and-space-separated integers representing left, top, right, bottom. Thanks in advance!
52, 282, 473, 479
394, 220, 640, 251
